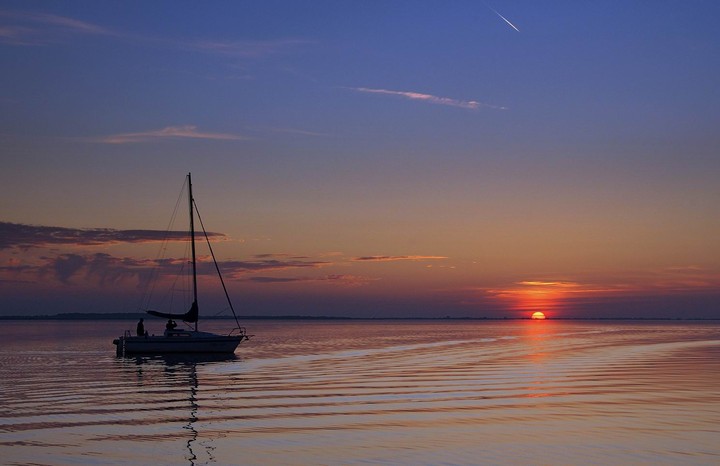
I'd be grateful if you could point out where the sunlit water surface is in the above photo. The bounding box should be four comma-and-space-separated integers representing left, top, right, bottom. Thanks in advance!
1, 320, 719, 465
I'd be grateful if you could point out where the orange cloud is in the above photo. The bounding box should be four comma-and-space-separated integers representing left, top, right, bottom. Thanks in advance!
479, 268, 720, 316
352, 255, 448, 262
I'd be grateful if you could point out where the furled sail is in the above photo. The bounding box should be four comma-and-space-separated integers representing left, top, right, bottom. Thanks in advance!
147, 301, 199, 323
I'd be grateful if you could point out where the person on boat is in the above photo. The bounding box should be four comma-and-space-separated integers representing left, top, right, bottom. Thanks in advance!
166, 319, 177, 331
136, 318, 145, 337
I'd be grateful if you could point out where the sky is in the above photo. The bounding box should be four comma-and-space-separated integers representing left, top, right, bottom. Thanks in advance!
1, 0, 719, 319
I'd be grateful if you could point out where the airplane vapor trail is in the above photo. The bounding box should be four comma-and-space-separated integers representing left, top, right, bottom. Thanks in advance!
487, 5, 520, 32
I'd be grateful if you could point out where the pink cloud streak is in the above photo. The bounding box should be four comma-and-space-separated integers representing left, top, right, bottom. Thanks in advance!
90, 125, 247, 144
353, 255, 448, 262
349, 87, 507, 110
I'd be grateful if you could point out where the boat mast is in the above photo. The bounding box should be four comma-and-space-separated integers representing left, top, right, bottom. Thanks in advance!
188, 172, 199, 331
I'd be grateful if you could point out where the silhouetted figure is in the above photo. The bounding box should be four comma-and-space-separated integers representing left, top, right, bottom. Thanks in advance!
166, 319, 177, 331
136, 318, 145, 337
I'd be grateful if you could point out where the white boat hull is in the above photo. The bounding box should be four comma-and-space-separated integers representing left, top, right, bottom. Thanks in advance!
114, 330, 244, 356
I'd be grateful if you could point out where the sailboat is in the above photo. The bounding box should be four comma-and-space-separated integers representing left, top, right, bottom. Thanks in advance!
113, 173, 249, 356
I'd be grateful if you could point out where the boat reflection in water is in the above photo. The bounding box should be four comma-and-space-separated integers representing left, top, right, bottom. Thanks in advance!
125, 353, 238, 465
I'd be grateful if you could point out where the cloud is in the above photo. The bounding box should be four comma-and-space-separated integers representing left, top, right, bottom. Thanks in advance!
352, 255, 448, 262
245, 274, 375, 287
253, 253, 312, 260
0, 221, 334, 288
0, 221, 224, 249
477, 270, 720, 313
348, 87, 507, 110
88, 125, 247, 144
645, 266, 720, 292
219, 258, 332, 277
249, 126, 330, 138
187, 38, 312, 57
49, 253, 87, 284
1, 249, 334, 288
0, 10, 113, 45
245, 276, 301, 283
483, 280, 621, 300
28, 12, 109, 34
516, 281, 583, 289
0, 9, 313, 65
31, 253, 160, 286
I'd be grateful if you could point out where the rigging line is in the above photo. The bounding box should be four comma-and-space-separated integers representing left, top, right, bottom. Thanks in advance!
137, 178, 188, 312
192, 199, 243, 330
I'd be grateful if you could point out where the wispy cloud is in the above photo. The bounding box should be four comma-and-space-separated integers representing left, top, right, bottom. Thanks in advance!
0, 10, 113, 45
88, 125, 247, 144
484, 280, 623, 300
1, 9, 311, 61
516, 281, 582, 289
647, 266, 720, 291
220, 258, 331, 277
27, 13, 109, 34
249, 126, 330, 138
353, 255, 448, 262
245, 274, 375, 287
187, 38, 312, 57
253, 253, 312, 260
348, 87, 507, 110
0, 221, 224, 250
479, 270, 720, 312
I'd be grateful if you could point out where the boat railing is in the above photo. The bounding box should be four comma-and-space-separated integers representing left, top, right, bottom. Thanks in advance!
165, 329, 192, 337
229, 326, 248, 337
124, 330, 132, 338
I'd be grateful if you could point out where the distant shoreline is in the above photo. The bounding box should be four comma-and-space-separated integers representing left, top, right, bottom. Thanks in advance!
0, 313, 718, 321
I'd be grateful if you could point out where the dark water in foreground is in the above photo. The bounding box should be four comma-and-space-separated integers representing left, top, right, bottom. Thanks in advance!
1, 320, 719, 465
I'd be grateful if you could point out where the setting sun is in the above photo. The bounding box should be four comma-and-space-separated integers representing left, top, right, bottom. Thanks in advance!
531, 311, 546, 320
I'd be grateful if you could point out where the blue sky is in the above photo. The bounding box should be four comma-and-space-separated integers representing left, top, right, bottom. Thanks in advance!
1, 1, 719, 318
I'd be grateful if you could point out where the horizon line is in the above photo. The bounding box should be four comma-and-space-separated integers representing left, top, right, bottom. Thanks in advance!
1, 313, 718, 322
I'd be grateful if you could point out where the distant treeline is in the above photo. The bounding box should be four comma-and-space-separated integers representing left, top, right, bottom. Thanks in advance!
0, 313, 352, 321
0, 313, 717, 321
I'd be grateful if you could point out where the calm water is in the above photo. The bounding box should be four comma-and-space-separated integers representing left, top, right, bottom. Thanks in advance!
1, 320, 719, 465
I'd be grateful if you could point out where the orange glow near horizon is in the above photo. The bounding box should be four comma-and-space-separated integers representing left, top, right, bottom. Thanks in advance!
485, 281, 569, 316
531, 311, 546, 320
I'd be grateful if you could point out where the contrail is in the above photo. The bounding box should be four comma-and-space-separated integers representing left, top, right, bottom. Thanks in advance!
487, 5, 520, 32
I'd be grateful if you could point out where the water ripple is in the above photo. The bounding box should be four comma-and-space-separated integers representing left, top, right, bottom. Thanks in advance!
1, 321, 719, 465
